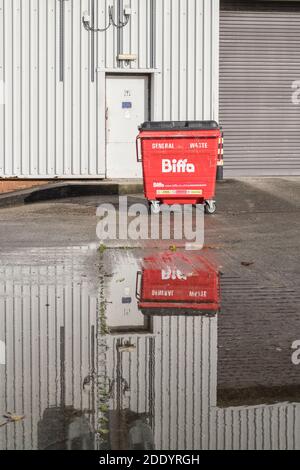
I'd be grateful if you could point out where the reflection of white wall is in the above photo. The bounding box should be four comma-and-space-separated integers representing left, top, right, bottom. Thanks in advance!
104, 310, 300, 450
0, 262, 98, 450
105, 254, 144, 330
153, 315, 217, 450
215, 403, 300, 450
103, 315, 217, 449
106, 334, 155, 416
154, 314, 300, 450
0, 340, 5, 365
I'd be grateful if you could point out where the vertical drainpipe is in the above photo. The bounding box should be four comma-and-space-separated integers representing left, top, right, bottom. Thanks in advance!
117, 0, 123, 66
150, 0, 156, 120
91, 0, 95, 82
59, 0, 65, 82
151, 0, 156, 69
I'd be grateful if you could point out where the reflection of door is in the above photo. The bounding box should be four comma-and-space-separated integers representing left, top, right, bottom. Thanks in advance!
106, 75, 149, 178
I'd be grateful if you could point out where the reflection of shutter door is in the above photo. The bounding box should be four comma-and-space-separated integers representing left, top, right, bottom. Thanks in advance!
220, 1, 300, 176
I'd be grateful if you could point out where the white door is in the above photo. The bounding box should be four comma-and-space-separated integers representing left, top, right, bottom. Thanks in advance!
106, 75, 149, 178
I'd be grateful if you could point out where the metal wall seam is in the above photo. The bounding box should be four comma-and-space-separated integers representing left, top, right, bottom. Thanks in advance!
63, 0, 72, 175
55, 0, 64, 176
3, 0, 12, 175
186, 0, 195, 120
38, 0, 47, 176
212, 0, 220, 122
0, 0, 4, 174
152, 0, 162, 120
47, 0, 56, 176
72, 0, 81, 175
80, 0, 90, 176
12, 0, 21, 176
178, 0, 187, 121
130, 0, 137, 70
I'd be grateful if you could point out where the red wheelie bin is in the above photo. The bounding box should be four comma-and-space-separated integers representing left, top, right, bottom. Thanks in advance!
136, 121, 223, 214
135, 252, 220, 316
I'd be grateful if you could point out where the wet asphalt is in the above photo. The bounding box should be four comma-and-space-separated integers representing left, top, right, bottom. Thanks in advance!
0, 177, 300, 450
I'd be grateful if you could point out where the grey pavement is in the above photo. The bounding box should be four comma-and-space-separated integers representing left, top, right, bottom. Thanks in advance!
0, 177, 299, 286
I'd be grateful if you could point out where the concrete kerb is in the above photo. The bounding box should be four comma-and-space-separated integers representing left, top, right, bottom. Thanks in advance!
0, 181, 144, 209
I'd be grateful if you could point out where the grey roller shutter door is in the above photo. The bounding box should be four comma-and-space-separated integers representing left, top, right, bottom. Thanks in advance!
220, 1, 300, 176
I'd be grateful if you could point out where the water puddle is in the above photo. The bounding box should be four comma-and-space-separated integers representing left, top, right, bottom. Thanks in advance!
0, 247, 300, 450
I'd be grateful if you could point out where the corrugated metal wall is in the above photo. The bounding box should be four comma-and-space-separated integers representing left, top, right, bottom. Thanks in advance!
152, 315, 300, 450
0, 0, 102, 178
0, 262, 98, 450
152, 315, 217, 450
97, 0, 219, 121
215, 404, 300, 450
220, 0, 300, 176
103, 315, 300, 450
0, 0, 219, 179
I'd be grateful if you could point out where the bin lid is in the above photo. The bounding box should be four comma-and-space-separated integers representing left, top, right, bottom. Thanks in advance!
139, 120, 220, 131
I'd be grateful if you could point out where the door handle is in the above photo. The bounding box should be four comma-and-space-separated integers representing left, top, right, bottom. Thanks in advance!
105, 107, 109, 121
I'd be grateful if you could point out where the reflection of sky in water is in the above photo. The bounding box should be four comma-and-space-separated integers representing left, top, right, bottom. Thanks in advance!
1, 248, 300, 450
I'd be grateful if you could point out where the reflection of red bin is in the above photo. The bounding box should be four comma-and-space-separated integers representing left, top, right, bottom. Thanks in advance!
136, 121, 223, 214
136, 252, 220, 315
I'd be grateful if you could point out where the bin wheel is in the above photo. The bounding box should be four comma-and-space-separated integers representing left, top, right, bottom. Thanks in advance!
205, 200, 216, 215
149, 201, 161, 215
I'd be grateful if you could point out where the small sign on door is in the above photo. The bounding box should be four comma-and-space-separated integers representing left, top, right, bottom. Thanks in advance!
122, 101, 132, 109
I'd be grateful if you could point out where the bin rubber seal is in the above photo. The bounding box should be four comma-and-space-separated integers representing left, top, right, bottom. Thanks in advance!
139, 120, 220, 131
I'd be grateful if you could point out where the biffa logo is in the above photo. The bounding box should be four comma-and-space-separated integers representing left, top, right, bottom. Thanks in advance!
161, 269, 187, 281
162, 159, 195, 174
